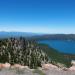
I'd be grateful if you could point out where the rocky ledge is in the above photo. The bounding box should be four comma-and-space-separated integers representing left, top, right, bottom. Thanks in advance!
0, 62, 75, 75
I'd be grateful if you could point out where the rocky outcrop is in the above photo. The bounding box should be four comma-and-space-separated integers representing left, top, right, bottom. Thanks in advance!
69, 60, 75, 71
0, 63, 10, 69
42, 64, 58, 70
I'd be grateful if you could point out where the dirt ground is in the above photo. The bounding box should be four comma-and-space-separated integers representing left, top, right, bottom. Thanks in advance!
0, 68, 75, 75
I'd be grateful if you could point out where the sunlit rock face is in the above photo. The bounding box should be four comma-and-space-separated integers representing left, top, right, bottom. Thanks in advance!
3, 63, 11, 68
0, 63, 30, 70
69, 60, 75, 71
0, 63, 10, 69
11, 64, 29, 69
11, 64, 22, 69
42, 64, 58, 70
71, 60, 75, 65
69, 66, 75, 71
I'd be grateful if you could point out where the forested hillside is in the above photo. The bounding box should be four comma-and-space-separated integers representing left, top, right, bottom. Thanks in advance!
0, 37, 48, 68
30, 34, 75, 40
0, 37, 71, 68
38, 44, 71, 67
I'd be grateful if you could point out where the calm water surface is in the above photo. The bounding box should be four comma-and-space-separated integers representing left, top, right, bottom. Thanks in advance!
38, 40, 75, 54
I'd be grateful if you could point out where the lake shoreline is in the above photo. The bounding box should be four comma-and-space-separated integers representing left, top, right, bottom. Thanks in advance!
38, 40, 75, 54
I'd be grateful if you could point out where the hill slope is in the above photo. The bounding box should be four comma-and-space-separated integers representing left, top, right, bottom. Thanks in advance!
0, 31, 40, 38
0, 37, 48, 68
0, 37, 71, 68
31, 34, 75, 40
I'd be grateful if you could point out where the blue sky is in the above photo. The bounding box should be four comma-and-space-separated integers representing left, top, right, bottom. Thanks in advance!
0, 0, 75, 34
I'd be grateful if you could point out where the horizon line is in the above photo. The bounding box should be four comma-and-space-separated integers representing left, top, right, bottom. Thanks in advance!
0, 31, 75, 35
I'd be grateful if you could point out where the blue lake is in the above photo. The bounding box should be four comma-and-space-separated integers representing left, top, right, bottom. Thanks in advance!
38, 40, 75, 54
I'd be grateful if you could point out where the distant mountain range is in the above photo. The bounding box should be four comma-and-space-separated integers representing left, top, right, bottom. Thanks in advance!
0, 31, 41, 38
31, 34, 75, 40
0, 32, 75, 40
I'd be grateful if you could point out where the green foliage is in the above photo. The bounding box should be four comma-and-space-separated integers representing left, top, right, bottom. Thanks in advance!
0, 37, 72, 68
38, 44, 71, 67
0, 37, 48, 69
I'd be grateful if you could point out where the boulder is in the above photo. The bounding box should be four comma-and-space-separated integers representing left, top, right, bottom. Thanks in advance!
4, 63, 11, 68
42, 64, 58, 70
69, 66, 75, 71
71, 60, 75, 66
0, 63, 10, 69
11, 64, 21, 69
